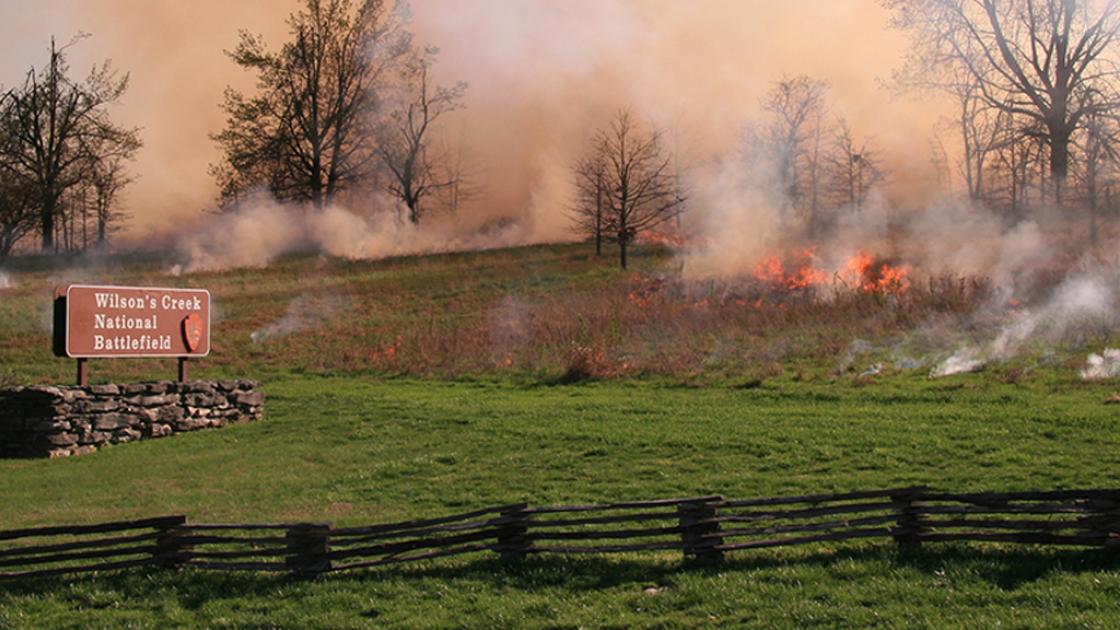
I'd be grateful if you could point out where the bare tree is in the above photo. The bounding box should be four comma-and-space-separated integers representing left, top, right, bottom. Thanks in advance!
950, 75, 1004, 202
760, 76, 829, 220
436, 130, 482, 216
987, 113, 1045, 221
88, 153, 133, 245
802, 107, 829, 235
829, 118, 886, 213
0, 36, 140, 251
0, 102, 37, 257
570, 141, 608, 256
1072, 105, 1120, 245
377, 47, 466, 223
929, 134, 954, 193
212, 0, 409, 208
594, 110, 685, 270
887, 0, 1120, 203
0, 170, 36, 258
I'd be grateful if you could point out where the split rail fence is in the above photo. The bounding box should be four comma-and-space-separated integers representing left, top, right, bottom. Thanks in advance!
3, 486, 1119, 580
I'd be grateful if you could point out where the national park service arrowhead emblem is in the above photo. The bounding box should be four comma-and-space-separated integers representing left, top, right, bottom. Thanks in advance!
182, 313, 203, 352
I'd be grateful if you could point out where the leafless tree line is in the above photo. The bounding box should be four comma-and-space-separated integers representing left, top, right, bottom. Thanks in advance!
211, 0, 472, 225
748, 76, 887, 237
0, 36, 140, 258
888, 0, 1120, 246
568, 77, 885, 265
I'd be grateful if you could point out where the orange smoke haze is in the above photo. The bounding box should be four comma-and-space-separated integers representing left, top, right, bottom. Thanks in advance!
0, 0, 951, 241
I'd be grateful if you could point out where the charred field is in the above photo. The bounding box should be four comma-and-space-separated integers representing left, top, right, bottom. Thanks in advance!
2, 241, 1120, 627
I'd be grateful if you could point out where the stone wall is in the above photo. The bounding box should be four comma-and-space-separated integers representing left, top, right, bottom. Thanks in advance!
0, 380, 263, 458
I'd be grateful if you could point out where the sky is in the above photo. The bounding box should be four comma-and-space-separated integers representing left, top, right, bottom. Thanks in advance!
0, 0, 952, 239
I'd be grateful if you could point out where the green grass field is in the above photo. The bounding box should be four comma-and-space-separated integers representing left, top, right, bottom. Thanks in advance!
2, 244, 1120, 627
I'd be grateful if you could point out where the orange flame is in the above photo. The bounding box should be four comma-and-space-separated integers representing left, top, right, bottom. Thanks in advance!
752, 248, 910, 295
370, 335, 403, 362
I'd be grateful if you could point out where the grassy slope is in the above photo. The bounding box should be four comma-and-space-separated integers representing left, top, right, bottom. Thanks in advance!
0, 244, 635, 384
1, 244, 1120, 626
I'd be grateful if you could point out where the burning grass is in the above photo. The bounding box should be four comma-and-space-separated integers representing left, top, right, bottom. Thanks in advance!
751, 247, 911, 294
0, 242, 1005, 384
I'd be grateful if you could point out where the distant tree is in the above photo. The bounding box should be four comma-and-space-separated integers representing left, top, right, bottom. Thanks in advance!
986, 113, 1045, 221
594, 110, 685, 270
760, 76, 829, 221
886, 0, 1120, 203
570, 141, 608, 256
828, 118, 886, 213
377, 47, 467, 223
0, 36, 140, 251
436, 130, 482, 216
0, 169, 36, 258
1072, 105, 1120, 246
929, 134, 953, 193
212, 0, 410, 208
88, 153, 133, 245
951, 75, 1002, 203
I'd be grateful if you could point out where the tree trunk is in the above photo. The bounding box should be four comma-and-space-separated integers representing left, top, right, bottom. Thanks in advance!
1049, 128, 1071, 205
594, 180, 602, 256
40, 194, 56, 252
619, 239, 628, 270
1090, 195, 1099, 250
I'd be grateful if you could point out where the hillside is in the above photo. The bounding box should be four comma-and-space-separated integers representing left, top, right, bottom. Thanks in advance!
0, 241, 1098, 387
2, 244, 1120, 627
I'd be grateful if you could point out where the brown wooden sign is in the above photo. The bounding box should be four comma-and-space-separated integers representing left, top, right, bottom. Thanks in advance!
53, 285, 211, 358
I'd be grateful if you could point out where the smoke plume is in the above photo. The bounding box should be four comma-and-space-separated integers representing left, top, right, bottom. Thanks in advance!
0, 0, 939, 243
174, 195, 530, 272
931, 267, 1118, 377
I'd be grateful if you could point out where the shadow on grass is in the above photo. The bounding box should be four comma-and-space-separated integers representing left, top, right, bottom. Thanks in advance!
1, 545, 1116, 605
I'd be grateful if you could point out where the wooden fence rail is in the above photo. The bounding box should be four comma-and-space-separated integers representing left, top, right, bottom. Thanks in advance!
1, 487, 1118, 580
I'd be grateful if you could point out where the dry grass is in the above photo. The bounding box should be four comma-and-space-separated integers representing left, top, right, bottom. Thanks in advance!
0, 241, 1070, 384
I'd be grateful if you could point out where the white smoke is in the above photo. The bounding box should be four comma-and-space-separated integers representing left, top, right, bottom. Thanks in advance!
0, 270, 11, 289
174, 194, 535, 272
929, 346, 985, 378
251, 293, 345, 343
931, 268, 1117, 377
678, 153, 785, 279
176, 197, 305, 271
1081, 348, 1120, 380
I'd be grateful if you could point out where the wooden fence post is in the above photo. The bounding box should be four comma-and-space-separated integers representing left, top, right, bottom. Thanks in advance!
286, 523, 332, 578
891, 487, 927, 550
1085, 492, 1120, 549
153, 516, 188, 569
496, 504, 531, 562
678, 497, 724, 562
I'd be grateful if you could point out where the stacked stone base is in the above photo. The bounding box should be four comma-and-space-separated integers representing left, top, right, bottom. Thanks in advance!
0, 380, 263, 458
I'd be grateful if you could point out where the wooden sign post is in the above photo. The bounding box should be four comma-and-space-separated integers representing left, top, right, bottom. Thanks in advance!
53, 285, 211, 385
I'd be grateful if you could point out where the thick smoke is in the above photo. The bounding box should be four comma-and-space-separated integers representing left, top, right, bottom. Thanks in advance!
0, 1, 937, 242
174, 195, 529, 272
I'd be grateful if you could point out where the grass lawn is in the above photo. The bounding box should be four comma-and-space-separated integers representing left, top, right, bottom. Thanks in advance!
2, 375, 1120, 627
